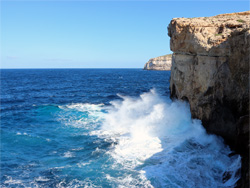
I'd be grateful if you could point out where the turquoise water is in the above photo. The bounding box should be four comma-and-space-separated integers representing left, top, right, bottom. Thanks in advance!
1, 69, 241, 187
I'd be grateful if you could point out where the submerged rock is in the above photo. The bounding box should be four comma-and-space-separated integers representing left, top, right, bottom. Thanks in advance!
168, 11, 250, 187
143, 54, 172, 70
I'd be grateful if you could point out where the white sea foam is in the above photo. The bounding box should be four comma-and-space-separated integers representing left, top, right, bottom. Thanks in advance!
58, 103, 105, 130
4, 90, 241, 188
16, 132, 28, 136
63, 151, 75, 158
71, 147, 84, 151
4, 176, 23, 185
35, 176, 50, 182
106, 172, 154, 188
61, 103, 104, 114
46, 138, 51, 142
53, 89, 241, 187
77, 161, 92, 168
91, 89, 241, 187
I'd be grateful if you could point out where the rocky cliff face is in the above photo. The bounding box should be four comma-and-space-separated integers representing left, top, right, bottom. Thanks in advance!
168, 11, 250, 187
144, 54, 172, 70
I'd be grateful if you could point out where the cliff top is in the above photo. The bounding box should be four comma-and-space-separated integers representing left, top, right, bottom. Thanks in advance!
171, 11, 250, 28
168, 11, 250, 55
162, 54, 172, 57
147, 54, 172, 62
150, 54, 172, 59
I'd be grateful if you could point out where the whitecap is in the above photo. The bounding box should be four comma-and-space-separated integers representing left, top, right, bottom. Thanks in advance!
92, 89, 241, 187
57, 103, 105, 130
4, 176, 23, 185
35, 176, 50, 182
71, 147, 84, 151
63, 151, 75, 158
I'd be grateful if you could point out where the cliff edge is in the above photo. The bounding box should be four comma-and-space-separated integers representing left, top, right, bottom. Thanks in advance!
168, 11, 250, 187
144, 54, 172, 70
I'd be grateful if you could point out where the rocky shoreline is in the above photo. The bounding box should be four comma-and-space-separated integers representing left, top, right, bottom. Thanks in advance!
143, 54, 172, 70
168, 11, 250, 187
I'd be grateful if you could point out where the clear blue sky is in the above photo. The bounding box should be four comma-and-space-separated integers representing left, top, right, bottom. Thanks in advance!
1, 1, 249, 68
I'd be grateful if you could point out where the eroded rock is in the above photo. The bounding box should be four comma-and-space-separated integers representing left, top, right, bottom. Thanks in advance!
144, 54, 172, 70
168, 11, 250, 187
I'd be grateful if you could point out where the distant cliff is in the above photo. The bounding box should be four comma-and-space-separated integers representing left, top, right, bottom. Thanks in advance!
143, 54, 172, 70
168, 11, 249, 187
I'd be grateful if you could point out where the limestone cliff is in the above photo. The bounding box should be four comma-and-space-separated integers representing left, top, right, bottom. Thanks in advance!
144, 54, 172, 70
168, 11, 250, 187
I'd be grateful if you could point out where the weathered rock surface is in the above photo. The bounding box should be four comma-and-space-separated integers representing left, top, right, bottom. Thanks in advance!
144, 54, 172, 70
168, 11, 250, 187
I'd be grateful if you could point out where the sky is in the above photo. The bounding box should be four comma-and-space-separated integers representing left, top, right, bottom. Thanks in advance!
1, 1, 249, 68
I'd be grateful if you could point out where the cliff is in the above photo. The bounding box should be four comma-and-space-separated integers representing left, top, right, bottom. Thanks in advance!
143, 54, 172, 70
168, 11, 250, 187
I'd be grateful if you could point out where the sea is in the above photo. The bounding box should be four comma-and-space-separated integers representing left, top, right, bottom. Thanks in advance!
1, 69, 241, 188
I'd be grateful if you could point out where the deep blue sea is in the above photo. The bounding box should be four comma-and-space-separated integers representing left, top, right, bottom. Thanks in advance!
1, 69, 241, 187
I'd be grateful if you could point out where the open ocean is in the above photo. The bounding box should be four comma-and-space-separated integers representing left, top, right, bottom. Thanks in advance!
1, 69, 241, 187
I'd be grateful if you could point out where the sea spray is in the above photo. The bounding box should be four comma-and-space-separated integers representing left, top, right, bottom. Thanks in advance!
92, 89, 241, 187
1, 68, 241, 188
